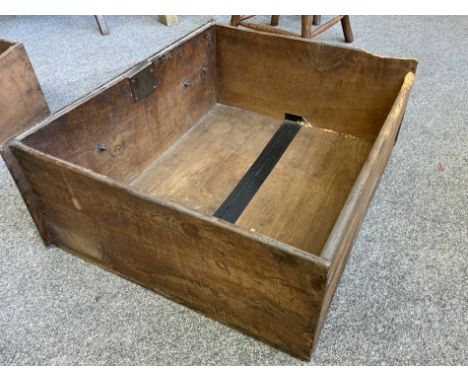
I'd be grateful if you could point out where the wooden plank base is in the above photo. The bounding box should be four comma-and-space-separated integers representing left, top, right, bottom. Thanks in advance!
237, 123, 374, 255
131, 104, 374, 255
130, 104, 282, 214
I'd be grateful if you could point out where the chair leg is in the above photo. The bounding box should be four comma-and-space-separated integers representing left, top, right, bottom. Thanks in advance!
158, 15, 178, 26
341, 15, 354, 43
230, 16, 241, 27
301, 16, 313, 38
95, 15, 109, 35
271, 15, 280, 26
312, 15, 321, 25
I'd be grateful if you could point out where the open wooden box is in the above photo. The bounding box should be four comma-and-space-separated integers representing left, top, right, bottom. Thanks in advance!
2, 23, 417, 359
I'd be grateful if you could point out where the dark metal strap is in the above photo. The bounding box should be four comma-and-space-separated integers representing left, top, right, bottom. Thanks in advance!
214, 117, 301, 223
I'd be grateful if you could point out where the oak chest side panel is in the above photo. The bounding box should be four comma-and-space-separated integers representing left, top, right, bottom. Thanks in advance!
314, 73, 416, 344
11, 142, 329, 360
21, 28, 217, 184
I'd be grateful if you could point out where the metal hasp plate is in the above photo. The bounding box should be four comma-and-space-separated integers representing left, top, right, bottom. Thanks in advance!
129, 64, 158, 102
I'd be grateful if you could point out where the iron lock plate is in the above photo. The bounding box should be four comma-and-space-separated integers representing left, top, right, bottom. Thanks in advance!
129, 65, 158, 102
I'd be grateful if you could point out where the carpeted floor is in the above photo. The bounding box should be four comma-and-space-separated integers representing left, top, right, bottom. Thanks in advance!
0, 15, 466, 365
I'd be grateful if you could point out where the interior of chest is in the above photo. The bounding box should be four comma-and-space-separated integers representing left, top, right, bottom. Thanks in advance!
21, 25, 414, 256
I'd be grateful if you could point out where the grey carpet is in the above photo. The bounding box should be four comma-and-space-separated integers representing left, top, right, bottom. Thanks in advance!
0, 15, 466, 365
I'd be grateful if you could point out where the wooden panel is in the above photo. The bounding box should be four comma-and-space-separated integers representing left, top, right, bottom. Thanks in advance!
22, 28, 217, 183
11, 141, 329, 360
131, 104, 283, 214
237, 124, 374, 255
0, 147, 52, 243
313, 73, 416, 346
216, 25, 417, 138
0, 40, 50, 243
0, 42, 49, 145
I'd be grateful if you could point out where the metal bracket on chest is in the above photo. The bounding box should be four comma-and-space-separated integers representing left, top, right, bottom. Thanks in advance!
129, 64, 158, 102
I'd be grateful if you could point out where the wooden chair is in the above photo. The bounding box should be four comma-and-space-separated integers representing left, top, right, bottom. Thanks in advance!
230, 15, 353, 42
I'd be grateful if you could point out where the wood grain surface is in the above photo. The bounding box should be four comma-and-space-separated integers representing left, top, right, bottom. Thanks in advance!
314, 73, 416, 347
0, 41, 49, 145
0, 40, 50, 243
11, 141, 329, 360
237, 125, 374, 255
23, 28, 217, 183
216, 25, 417, 138
131, 104, 282, 213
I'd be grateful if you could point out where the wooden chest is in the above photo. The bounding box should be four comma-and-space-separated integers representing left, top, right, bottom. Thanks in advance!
1, 23, 417, 359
